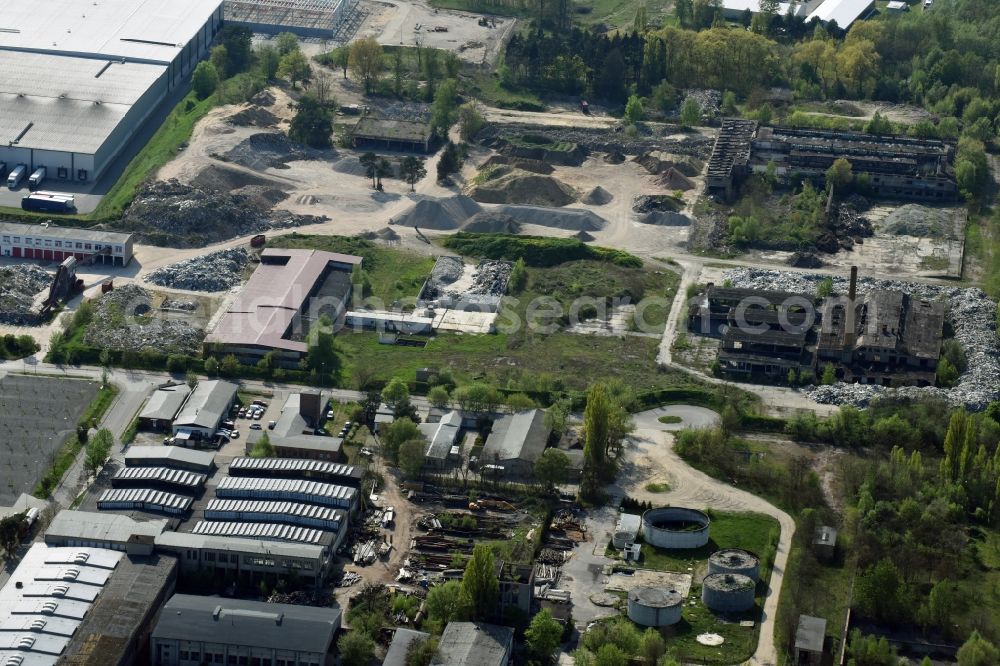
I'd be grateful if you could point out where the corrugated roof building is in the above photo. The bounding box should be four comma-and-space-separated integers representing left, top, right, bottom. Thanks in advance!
431, 622, 514, 666
0, 0, 223, 184
482, 409, 552, 478
124, 446, 216, 473
172, 380, 237, 439
138, 384, 192, 430
45, 510, 168, 554
150, 594, 341, 666
205, 249, 362, 366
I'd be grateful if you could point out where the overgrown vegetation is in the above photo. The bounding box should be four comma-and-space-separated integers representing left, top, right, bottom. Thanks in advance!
0, 334, 39, 360
442, 233, 642, 268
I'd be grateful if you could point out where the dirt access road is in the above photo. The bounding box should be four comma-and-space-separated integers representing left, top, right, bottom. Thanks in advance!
617, 411, 796, 666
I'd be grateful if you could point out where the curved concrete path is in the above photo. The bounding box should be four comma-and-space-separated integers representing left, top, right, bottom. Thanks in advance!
614, 413, 795, 666
633, 404, 721, 431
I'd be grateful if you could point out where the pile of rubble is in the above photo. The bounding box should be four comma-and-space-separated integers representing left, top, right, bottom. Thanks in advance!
116, 180, 326, 248
0, 265, 51, 325
146, 248, 251, 292
477, 122, 714, 159
83, 284, 204, 355
723, 268, 1000, 410
468, 261, 513, 296
223, 132, 329, 170
683, 89, 722, 118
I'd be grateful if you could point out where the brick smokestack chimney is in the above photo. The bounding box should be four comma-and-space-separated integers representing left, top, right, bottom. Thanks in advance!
849, 266, 858, 303
844, 266, 859, 352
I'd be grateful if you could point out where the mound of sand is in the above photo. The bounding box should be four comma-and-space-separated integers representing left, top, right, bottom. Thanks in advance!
656, 168, 695, 191
638, 211, 692, 226
497, 205, 607, 231
478, 155, 554, 175
467, 170, 577, 207
395, 195, 483, 230
581, 186, 613, 205
634, 151, 704, 177
573, 230, 596, 242
192, 164, 285, 192
227, 106, 279, 128
462, 212, 522, 234
883, 204, 954, 237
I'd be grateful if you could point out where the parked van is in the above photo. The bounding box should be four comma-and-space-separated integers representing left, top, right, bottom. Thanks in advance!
7, 164, 26, 189
28, 167, 46, 190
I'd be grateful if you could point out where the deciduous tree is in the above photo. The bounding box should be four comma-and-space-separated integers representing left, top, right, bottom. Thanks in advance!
348, 37, 383, 93
462, 544, 498, 621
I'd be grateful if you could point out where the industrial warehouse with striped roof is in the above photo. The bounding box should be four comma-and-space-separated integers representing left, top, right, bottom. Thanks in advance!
215, 477, 358, 510
205, 499, 346, 531
228, 457, 363, 484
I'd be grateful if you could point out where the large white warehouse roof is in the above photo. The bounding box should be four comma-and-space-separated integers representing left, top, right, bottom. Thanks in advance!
806, 0, 875, 28
0, 0, 222, 64
0, 51, 164, 154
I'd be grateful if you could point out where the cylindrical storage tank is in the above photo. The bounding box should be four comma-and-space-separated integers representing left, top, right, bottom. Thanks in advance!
641, 507, 710, 549
708, 548, 760, 583
627, 586, 684, 627
702, 573, 756, 613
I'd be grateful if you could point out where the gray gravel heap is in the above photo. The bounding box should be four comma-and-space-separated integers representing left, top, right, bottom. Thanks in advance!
0, 265, 51, 324
146, 248, 251, 292
723, 268, 1000, 410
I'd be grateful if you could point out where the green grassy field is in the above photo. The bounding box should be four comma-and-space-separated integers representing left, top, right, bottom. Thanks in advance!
636, 510, 779, 573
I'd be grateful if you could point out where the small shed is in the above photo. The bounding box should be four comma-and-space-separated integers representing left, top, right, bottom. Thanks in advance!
352, 115, 433, 153
885, 0, 908, 12
812, 525, 837, 562
613, 513, 642, 549
794, 614, 826, 666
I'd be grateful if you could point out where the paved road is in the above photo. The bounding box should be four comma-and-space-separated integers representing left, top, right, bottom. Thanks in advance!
616, 414, 795, 666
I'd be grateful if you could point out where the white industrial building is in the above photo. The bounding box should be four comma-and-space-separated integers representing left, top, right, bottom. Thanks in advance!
720, 0, 875, 29
0, 0, 223, 185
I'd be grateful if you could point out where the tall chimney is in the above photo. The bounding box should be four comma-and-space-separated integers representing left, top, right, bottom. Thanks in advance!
843, 266, 858, 353
848, 266, 858, 303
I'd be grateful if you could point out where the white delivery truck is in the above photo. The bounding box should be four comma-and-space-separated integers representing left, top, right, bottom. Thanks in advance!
7, 164, 26, 189
28, 167, 46, 190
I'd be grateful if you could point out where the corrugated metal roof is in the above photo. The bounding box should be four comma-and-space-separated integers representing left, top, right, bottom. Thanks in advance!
205, 249, 361, 353
173, 380, 237, 430
124, 445, 215, 471
0, 222, 132, 245
228, 456, 361, 480
97, 488, 193, 514
154, 531, 325, 560
0, 545, 124, 666
0, 52, 165, 154
192, 521, 329, 545
215, 477, 357, 509
138, 384, 191, 422
151, 594, 341, 656
112, 466, 206, 489
806, 0, 874, 27
483, 410, 551, 464
45, 510, 167, 545
420, 411, 462, 460
205, 499, 344, 530
0, 0, 222, 64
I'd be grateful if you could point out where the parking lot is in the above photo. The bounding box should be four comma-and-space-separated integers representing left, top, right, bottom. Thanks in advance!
0, 373, 98, 504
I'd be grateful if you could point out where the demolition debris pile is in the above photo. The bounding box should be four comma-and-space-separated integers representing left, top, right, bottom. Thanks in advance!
146, 248, 251, 293
83, 284, 204, 355
116, 179, 326, 248
0, 266, 51, 325
723, 268, 1000, 410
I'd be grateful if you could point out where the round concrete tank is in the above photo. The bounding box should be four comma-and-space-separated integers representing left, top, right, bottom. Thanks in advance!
702, 573, 756, 613
641, 507, 710, 549
708, 548, 760, 583
627, 586, 684, 627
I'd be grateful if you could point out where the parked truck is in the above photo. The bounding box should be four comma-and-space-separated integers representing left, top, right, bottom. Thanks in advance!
28, 167, 46, 190
21, 191, 76, 213
7, 164, 26, 189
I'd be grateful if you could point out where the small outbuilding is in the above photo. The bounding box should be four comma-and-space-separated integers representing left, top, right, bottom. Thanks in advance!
352, 115, 433, 153
794, 614, 827, 666
138, 383, 192, 431
613, 513, 642, 549
812, 525, 837, 562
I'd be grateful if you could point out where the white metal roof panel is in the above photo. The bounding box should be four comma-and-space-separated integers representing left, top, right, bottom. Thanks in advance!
806, 0, 874, 27
0, 615, 78, 638
11, 581, 99, 603
0, 0, 222, 64
112, 466, 206, 489
205, 499, 344, 527
124, 446, 215, 471
97, 488, 193, 513
216, 477, 357, 507
0, 633, 68, 656
154, 531, 326, 560
0, 651, 61, 666
39, 549, 121, 570
228, 457, 361, 479
192, 521, 327, 545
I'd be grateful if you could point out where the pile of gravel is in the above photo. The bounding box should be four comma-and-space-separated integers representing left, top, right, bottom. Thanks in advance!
496, 205, 607, 231
639, 211, 692, 226
422, 256, 465, 298
83, 284, 204, 355
462, 212, 521, 234
581, 186, 613, 205
722, 268, 1000, 410
146, 248, 251, 292
223, 132, 329, 170
0, 265, 51, 325
395, 195, 483, 231
882, 205, 956, 238
466, 170, 578, 207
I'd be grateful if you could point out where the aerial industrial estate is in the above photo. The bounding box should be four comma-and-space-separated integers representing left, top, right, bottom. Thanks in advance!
0, 0, 999, 665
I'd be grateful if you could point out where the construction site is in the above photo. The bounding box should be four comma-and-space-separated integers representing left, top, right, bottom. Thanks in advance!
225, 0, 364, 40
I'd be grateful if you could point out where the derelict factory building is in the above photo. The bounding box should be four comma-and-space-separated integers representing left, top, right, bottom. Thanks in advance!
0, 0, 223, 185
